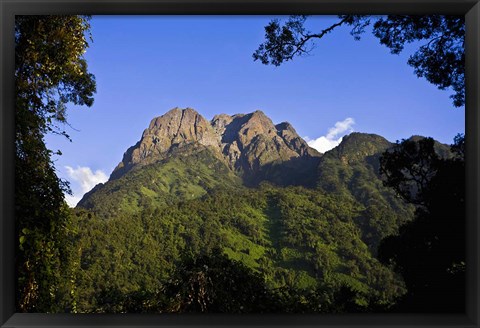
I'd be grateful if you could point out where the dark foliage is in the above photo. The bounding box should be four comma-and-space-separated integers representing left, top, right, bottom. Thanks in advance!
380, 137, 441, 206
164, 252, 280, 313
378, 135, 465, 312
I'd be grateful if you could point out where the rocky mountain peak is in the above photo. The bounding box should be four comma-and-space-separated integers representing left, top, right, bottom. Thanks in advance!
275, 122, 294, 132
144, 107, 218, 146
110, 107, 321, 181
211, 113, 234, 136
225, 110, 277, 149
141, 107, 219, 152
275, 122, 321, 157
110, 107, 220, 179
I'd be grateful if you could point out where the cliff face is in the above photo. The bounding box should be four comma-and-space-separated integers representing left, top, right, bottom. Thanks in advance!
110, 108, 221, 179
110, 107, 321, 181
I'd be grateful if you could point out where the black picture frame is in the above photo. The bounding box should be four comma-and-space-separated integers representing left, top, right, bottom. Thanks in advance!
1, 1, 479, 327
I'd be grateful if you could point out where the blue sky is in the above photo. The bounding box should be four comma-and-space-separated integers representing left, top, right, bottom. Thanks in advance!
44, 15, 465, 207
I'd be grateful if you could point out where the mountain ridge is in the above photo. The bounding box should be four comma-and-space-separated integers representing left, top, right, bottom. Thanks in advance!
73, 107, 451, 312
81, 107, 451, 210
109, 107, 321, 183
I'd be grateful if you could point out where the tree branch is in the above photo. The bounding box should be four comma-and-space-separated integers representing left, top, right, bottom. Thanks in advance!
288, 16, 352, 60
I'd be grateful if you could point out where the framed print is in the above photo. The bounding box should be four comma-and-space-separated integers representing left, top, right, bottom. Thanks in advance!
1, 0, 479, 327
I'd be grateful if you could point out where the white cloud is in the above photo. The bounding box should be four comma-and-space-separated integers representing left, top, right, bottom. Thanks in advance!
64, 194, 83, 208
64, 166, 108, 207
306, 117, 355, 153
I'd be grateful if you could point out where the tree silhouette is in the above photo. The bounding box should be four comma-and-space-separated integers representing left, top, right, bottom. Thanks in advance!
254, 15, 465, 107
378, 135, 465, 312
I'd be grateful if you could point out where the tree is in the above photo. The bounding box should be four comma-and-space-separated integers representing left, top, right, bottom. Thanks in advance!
164, 251, 280, 313
377, 135, 465, 312
254, 15, 465, 107
15, 15, 96, 312
379, 137, 441, 206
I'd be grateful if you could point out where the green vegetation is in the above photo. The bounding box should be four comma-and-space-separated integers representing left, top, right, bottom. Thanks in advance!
66, 132, 465, 314
69, 133, 421, 313
78, 147, 242, 218
15, 15, 96, 312
316, 133, 415, 252
71, 182, 407, 313
15, 15, 465, 314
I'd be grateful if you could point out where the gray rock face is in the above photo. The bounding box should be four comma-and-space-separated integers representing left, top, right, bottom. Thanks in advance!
110, 107, 321, 181
111, 108, 221, 179
137, 107, 220, 161
211, 113, 233, 136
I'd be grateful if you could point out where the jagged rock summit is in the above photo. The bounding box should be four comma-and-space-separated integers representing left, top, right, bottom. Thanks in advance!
110, 107, 321, 181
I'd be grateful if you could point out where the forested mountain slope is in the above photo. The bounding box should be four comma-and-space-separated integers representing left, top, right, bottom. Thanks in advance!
72, 107, 453, 313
